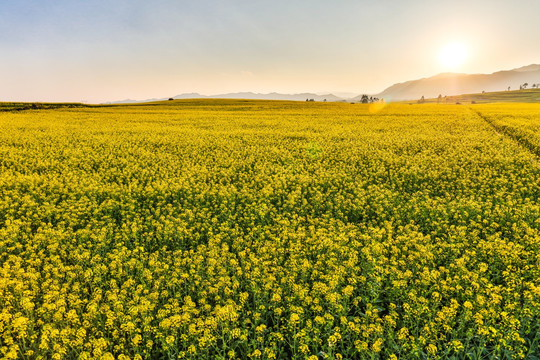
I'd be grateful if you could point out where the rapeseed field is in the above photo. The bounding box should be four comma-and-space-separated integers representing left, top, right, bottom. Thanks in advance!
0, 100, 538, 359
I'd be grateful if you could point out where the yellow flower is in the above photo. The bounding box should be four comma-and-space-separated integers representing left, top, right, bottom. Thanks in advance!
398, 327, 409, 340
372, 338, 383, 353
290, 313, 300, 325
132, 334, 142, 347
256, 324, 267, 333
426, 344, 438, 354
165, 335, 175, 346
250, 349, 262, 358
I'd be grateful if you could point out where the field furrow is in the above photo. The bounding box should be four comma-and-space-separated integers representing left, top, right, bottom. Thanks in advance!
472, 104, 540, 158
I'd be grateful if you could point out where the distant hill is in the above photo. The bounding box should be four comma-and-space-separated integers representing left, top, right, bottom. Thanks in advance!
417, 88, 540, 104
373, 64, 540, 101
106, 64, 540, 104
107, 92, 344, 104
175, 92, 344, 102
108, 98, 165, 104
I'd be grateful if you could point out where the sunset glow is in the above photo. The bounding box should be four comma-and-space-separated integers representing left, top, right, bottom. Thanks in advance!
439, 43, 469, 70
1, 1, 539, 103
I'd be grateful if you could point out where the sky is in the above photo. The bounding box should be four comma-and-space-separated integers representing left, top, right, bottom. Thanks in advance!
1, 0, 539, 103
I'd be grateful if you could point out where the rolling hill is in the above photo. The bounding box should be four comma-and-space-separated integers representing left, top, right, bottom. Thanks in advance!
108, 92, 344, 104
373, 64, 540, 101
107, 64, 540, 104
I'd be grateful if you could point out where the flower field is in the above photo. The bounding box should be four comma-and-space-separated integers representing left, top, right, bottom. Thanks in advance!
0, 100, 539, 359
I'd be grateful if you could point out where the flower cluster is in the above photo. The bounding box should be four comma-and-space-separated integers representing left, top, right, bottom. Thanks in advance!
0, 100, 538, 359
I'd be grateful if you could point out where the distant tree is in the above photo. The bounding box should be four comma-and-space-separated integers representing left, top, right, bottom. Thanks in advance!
306, 98, 309, 101
361, 94, 369, 103
418, 95, 425, 104
323, 99, 327, 102
533, 84, 537, 89
523, 83, 529, 89
437, 94, 442, 104
508, 86, 511, 91
168, 98, 174, 101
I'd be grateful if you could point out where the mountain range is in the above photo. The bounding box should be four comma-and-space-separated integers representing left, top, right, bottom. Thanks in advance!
373, 64, 540, 101
107, 92, 343, 104
107, 64, 540, 104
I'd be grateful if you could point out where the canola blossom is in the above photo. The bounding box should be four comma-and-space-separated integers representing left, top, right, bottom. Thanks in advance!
0, 100, 539, 359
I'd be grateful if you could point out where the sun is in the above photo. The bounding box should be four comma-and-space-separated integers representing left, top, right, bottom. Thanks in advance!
438, 42, 468, 70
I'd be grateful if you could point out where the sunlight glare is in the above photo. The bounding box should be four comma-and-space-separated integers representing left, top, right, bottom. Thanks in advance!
439, 43, 468, 70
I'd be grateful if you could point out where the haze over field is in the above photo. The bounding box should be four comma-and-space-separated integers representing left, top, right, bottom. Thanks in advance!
1, 0, 540, 103
109, 64, 540, 104
375, 64, 540, 101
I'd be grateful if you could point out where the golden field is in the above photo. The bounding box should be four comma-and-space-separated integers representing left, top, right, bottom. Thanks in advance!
0, 100, 538, 359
